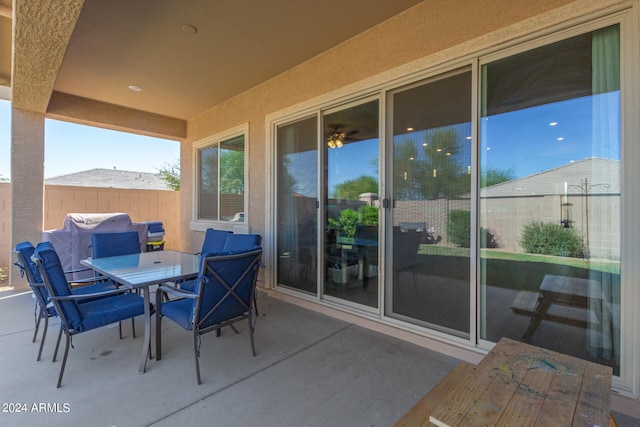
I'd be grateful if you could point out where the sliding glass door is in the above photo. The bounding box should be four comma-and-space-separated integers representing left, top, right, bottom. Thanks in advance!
479, 25, 621, 374
385, 69, 472, 336
323, 99, 380, 308
276, 116, 318, 295
273, 19, 627, 379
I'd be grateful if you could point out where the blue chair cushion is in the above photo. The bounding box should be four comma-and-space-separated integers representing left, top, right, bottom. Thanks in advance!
75, 293, 145, 333
15, 241, 43, 283
161, 298, 195, 331
221, 234, 261, 253
196, 254, 259, 329
92, 231, 141, 259
34, 243, 82, 328
179, 279, 197, 293
201, 229, 232, 255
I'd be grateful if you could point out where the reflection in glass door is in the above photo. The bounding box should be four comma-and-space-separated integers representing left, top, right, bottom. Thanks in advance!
386, 70, 472, 336
276, 117, 318, 295
323, 100, 380, 308
479, 26, 621, 374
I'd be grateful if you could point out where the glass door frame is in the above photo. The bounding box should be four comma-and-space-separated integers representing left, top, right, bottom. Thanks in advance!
475, 12, 636, 393
267, 7, 638, 395
381, 65, 479, 343
319, 95, 383, 313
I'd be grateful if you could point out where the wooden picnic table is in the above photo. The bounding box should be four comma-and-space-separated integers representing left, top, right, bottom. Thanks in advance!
395, 338, 612, 427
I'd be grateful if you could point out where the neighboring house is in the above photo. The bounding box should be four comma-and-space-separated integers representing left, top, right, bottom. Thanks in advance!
480, 158, 621, 198
45, 168, 172, 191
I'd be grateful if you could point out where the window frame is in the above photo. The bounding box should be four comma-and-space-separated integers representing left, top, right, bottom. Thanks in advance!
191, 123, 249, 229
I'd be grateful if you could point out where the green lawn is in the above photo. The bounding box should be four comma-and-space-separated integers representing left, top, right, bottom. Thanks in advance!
417, 245, 620, 274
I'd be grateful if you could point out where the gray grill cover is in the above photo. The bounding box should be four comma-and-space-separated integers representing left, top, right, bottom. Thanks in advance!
42, 213, 148, 280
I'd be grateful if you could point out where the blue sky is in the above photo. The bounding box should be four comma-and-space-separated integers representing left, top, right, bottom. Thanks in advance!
0, 99, 180, 179
1, 91, 618, 183
481, 93, 620, 178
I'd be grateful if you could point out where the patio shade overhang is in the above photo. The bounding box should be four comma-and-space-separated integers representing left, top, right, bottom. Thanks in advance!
6, 0, 423, 134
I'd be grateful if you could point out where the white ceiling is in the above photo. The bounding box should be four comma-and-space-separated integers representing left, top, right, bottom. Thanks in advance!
49, 0, 423, 120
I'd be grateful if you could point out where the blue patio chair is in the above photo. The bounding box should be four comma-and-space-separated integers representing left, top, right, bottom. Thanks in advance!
200, 228, 233, 255
32, 242, 146, 388
178, 228, 233, 292
14, 241, 118, 361
155, 247, 263, 384
181, 233, 262, 315
91, 231, 142, 337
219, 233, 262, 253
91, 230, 141, 259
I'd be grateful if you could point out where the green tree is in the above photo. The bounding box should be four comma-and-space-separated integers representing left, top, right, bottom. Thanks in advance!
158, 160, 180, 190
480, 168, 515, 188
394, 128, 471, 201
332, 175, 378, 200
220, 149, 244, 194
199, 146, 245, 195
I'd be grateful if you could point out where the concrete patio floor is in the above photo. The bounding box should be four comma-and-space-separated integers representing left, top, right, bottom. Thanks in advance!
0, 283, 460, 427
1, 282, 638, 427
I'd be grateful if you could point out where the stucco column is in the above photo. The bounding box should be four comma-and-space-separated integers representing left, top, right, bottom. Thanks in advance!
10, 107, 45, 285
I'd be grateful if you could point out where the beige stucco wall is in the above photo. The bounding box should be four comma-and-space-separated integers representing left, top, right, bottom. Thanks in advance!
0, 182, 9, 282
10, 108, 45, 280
182, 0, 615, 264
2, 183, 181, 285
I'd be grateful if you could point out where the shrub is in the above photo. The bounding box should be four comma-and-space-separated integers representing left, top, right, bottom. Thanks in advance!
520, 222, 587, 258
447, 210, 499, 248
448, 210, 471, 247
359, 205, 379, 226
327, 208, 360, 238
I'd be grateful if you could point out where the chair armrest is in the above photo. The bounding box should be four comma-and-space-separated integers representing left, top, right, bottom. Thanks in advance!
68, 275, 113, 289
157, 284, 198, 300
63, 267, 92, 275
69, 275, 109, 283
49, 286, 134, 301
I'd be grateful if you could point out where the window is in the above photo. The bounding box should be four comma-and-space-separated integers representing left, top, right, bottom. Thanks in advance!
196, 128, 246, 222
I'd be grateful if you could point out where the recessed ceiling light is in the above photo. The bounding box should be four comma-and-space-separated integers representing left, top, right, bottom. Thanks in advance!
128, 85, 142, 92
406, 127, 414, 132
182, 24, 198, 34
557, 137, 565, 141
549, 122, 558, 126
422, 143, 428, 147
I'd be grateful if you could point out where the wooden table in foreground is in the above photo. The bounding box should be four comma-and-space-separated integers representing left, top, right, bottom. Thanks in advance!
396, 338, 612, 427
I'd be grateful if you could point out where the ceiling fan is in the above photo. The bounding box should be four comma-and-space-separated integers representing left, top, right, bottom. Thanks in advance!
327, 125, 359, 149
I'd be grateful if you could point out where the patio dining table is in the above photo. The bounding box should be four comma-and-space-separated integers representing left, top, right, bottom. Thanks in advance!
81, 250, 200, 373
